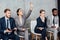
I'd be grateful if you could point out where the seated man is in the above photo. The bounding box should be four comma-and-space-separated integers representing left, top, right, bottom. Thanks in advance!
47, 8, 59, 40
0, 8, 20, 40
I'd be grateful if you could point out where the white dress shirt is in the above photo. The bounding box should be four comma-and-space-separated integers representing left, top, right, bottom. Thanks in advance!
4, 17, 11, 33
5, 17, 11, 29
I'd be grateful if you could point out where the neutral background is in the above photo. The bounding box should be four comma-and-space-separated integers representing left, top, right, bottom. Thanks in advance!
0, 0, 57, 27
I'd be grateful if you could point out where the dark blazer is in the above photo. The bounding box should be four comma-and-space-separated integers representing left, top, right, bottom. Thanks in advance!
34, 17, 47, 33
0, 17, 16, 34
58, 15, 60, 27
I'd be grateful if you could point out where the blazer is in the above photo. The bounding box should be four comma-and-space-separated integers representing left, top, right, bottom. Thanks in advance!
34, 17, 47, 33
58, 15, 60, 27
47, 15, 59, 29
15, 10, 32, 30
0, 17, 16, 34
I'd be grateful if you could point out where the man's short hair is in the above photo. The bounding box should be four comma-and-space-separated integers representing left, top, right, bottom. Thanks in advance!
52, 8, 58, 12
4, 8, 11, 13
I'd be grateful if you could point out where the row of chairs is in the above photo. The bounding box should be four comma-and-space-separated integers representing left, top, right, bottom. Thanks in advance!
0, 20, 54, 40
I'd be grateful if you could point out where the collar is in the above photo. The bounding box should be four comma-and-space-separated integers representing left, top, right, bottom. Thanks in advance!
5, 16, 9, 20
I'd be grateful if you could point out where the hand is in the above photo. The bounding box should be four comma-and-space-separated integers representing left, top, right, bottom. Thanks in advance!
51, 26, 56, 28
39, 27, 44, 30
30, 2, 33, 10
13, 28, 17, 31
22, 28, 25, 31
5, 29, 12, 33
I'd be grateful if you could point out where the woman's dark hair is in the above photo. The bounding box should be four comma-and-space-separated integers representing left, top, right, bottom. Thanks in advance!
40, 9, 45, 13
16, 8, 21, 16
4, 8, 11, 13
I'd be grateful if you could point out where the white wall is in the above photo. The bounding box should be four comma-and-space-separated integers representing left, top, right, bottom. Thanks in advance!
29, 0, 58, 20
0, 0, 57, 27
0, 0, 57, 19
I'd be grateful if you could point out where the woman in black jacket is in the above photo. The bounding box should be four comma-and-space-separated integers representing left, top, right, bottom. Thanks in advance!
34, 9, 48, 40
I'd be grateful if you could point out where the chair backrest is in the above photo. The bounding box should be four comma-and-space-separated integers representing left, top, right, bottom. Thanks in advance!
30, 20, 37, 33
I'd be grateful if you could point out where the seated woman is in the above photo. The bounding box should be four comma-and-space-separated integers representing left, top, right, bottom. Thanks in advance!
34, 9, 48, 40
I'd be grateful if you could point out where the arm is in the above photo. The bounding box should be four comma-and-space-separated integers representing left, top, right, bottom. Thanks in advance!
12, 18, 17, 31
0, 20, 5, 34
55, 17, 59, 29
0, 24, 4, 34
46, 16, 51, 28
36, 19, 40, 27
36, 18, 43, 29
45, 17, 48, 28
25, 10, 32, 19
25, 2, 33, 19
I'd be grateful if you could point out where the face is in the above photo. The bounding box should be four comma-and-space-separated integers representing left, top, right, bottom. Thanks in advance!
53, 10, 58, 16
18, 9, 23, 16
40, 11, 45, 17
5, 11, 11, 18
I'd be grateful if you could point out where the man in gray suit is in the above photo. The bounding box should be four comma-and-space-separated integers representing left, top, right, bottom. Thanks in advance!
47, 8, 59, 40
15, 2, 33, 40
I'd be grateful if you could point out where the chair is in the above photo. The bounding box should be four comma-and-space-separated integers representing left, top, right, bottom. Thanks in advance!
47, 31, 53, 40
19, 35, 24, 40
30, 20, 41, 40
15, 29, 24, 40
17, 28, 29, 40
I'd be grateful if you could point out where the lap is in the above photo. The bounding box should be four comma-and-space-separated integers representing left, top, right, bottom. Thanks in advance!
2, 34, 19, 40
47, 28, 58, 32
35, 29, 46, 34
17, 29, 28, 36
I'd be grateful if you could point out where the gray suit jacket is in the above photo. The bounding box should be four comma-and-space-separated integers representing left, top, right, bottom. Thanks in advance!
15, 10, 32, 31
47, 15, 59, 30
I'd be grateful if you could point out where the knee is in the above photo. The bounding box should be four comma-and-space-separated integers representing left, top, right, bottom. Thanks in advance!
42, 29, 46, 33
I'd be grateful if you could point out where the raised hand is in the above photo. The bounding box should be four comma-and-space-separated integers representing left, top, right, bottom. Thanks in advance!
30, 2, 33, 10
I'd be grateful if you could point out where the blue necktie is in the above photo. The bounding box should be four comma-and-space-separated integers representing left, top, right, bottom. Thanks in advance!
53, 16, 55, 26
7, 19, 9, 29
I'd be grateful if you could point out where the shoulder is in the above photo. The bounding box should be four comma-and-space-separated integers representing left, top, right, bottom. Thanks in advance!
36, 17, 40, 20
36, 17, 41, 21
13, 16, 19, 22
0, 17, 5, 20
0, 17, 5, 23
10, 17, 15, 21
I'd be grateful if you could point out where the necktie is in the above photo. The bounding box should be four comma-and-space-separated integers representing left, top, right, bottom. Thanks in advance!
7, 19, 10, 29
7, 19, 11, 34
7, 19, 9, 29
53, 16, 55, 26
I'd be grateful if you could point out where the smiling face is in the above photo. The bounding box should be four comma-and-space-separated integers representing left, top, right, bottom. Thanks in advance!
4, 9, 11, 18
40, 11, 45, 17
52, 10, 58, 16
18, 9, 23, 16
40, 9, 45, 17
5, 11, 11, 18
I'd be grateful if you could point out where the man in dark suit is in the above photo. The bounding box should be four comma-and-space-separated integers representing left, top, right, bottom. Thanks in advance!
0, 8, 20, 40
